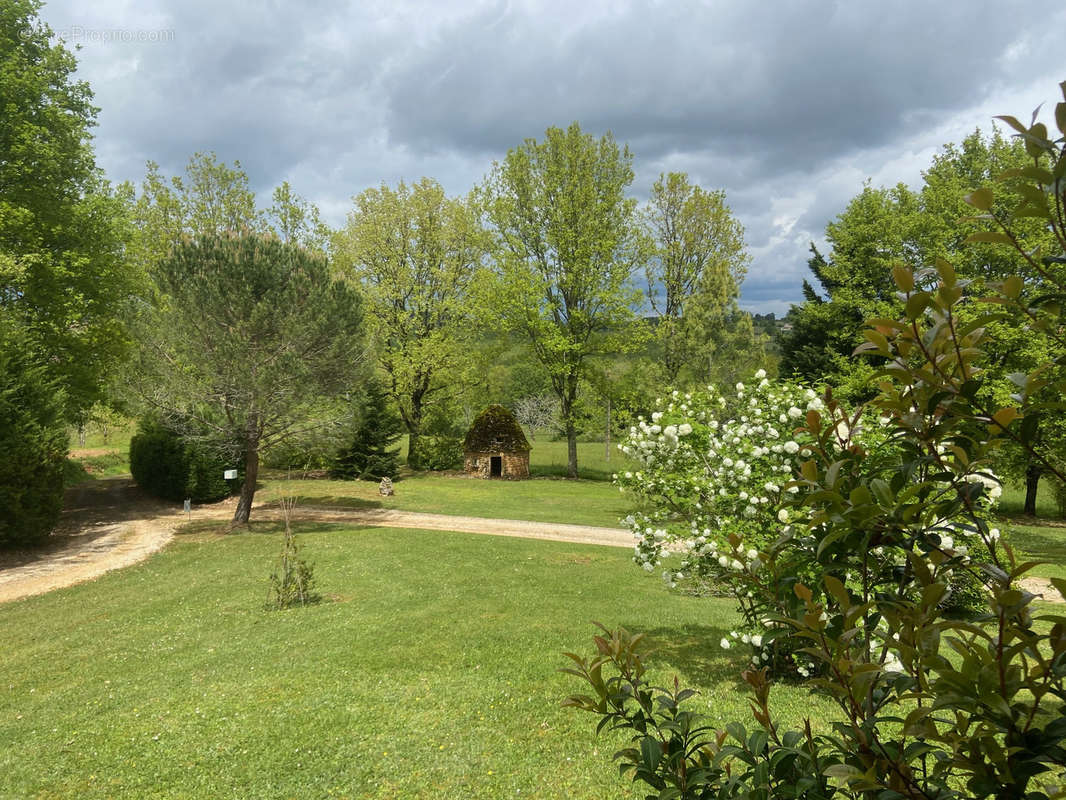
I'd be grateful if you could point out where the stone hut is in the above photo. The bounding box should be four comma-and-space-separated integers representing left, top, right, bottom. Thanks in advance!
463, 404, 531, 479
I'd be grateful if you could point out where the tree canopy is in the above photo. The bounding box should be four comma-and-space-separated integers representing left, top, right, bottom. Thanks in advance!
1, 0, 143, 421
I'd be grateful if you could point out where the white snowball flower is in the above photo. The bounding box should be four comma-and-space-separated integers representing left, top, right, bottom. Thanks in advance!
783, 441, 800, 454
754, 369, 767, 379
677, 423, 692, 436
720, 638, 731, 649
777, 509, 789, 522
751, 635, 763, 647
788, 407, 803, 419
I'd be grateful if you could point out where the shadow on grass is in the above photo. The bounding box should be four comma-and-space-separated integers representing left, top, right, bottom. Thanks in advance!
610, 622, 746, 689
1010, 524, 1066, 562
258, 495, 383, 511
530, 465, 613, 481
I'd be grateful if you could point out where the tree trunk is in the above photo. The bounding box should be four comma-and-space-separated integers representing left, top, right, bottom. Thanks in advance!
1024, 463, 1041, 516
561, 375, 579, 479
407, 429, 422, 470
405, 395, 424, 470
232, 444, 259, 525
566, 416, 578, 479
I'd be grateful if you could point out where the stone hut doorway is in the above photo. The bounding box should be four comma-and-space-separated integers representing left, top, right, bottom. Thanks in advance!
463, 405, 532, 480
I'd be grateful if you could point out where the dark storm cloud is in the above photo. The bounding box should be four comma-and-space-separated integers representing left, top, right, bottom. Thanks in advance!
37, 0, 1066, 315
382, 0, 1042, 170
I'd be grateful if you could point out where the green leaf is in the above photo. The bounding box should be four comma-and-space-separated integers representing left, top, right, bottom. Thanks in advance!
964, 188, 994, 211
892, 264, 914, 292
640, 737, 662, 772
1002, 275, 1023, 299
964, 231, 1013, 246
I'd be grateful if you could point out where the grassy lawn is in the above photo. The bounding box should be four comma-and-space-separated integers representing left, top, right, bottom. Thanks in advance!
997, 479, 1064, 520
257, 473, 631, 528
0, 524, 824, 799
1009, 522, 1066, 582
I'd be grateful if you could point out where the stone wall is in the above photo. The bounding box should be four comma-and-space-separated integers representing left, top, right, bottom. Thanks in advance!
464, 451, 530, 479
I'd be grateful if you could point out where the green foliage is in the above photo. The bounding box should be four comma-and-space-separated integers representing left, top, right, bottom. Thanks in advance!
409, 434, 464, 471
1, 0, 143, 421
332, 380, 402, 480
566, 86, 1066, 799
128, 418, 236, 503
482, 122, 648, 478
132, 233, 365, 523
333, 178, 484, 469
0, 321, 66, 548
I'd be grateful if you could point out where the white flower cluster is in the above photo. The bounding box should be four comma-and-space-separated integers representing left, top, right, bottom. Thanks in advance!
617, 374, 820, 581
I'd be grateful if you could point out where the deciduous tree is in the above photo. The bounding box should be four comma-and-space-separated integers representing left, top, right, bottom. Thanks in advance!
1, 0, 143, 421
482, 123, 647, 478
642, 172, 750, 384
333, 178, 484, 468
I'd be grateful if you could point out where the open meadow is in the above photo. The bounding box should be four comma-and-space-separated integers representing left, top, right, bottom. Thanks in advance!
0, 519, 830, 799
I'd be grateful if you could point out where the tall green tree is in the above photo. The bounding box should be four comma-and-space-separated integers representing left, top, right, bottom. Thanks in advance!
1, 0, 142, 421
482, 123, 647, 478
130, 152, 326, 272
333, 178, 485, 469
642, 172, 751, 384
781, 129, 1063, 511
137, 235, 365, 524
331, 379, 402, 481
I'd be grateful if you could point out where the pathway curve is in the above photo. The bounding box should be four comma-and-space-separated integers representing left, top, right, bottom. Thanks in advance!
5, 479, 1062, 606
0, 478, 632, 604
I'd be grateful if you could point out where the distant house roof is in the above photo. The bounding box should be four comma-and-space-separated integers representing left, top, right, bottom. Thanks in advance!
463, 405, 532, 453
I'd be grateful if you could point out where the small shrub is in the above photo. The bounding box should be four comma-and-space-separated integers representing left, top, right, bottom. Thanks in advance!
267, 497, 319, 609
410, 434, 463, 471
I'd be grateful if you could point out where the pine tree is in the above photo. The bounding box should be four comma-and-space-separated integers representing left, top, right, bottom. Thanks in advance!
332, 381, 403, 480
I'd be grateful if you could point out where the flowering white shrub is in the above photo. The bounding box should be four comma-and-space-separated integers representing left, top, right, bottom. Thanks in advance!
615, 371, 1005, 677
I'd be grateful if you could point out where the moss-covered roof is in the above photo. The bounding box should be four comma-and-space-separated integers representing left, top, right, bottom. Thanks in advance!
463, 404, 532, 453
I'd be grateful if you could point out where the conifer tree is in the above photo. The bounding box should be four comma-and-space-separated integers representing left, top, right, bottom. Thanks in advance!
332, 381, 402, 481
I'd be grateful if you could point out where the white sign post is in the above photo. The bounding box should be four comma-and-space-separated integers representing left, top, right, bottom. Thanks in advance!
224, 469, 238, 480
183, 498, 191, 520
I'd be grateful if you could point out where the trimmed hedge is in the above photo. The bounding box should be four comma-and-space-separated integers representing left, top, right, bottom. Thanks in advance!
129, 420, 237, 503
0, 328, 67, 548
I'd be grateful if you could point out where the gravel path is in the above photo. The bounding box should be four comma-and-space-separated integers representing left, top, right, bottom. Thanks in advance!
4, 478, 1061, 606
0, 478, 632, 604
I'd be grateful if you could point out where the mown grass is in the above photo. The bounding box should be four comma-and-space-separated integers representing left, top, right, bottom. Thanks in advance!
0, 524, 824, 799
1010, 523, 1066, 582
257, 473, 631, 528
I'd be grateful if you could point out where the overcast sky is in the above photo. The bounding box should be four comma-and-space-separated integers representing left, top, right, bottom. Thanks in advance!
39, 0, 1065, 316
